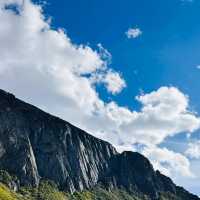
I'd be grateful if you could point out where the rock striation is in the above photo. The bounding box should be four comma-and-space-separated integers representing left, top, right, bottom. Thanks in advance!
0, 89, 199, 199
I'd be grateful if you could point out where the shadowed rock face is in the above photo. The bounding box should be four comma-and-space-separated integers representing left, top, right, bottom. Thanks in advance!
0, 89, 199, 200
99, 152, 160, 199
0, 89, 117, 192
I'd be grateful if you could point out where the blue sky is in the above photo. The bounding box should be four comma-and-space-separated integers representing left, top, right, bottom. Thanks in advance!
39, 1, 200, 192
41, 0, 200, 194
1, 0, 200, 196
40, 0, 200, 108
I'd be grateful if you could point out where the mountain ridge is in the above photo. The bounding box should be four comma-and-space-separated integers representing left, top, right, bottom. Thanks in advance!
0, 89, 199, 200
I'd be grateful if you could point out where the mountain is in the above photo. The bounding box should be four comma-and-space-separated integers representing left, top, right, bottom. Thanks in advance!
0, 89, 199, 200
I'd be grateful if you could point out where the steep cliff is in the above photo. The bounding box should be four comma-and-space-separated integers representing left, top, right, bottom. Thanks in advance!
0, 89, 199, 200
0, 89, 117, 192
98, 151, 199, 200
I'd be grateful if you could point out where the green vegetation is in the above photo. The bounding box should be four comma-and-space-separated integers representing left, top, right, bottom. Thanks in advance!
0, 183, 17, 200
0, 170, 17, 188
0, 171, 185, 200
0, 182, 181, 200
159, 192, 181, 200
69, 187, 146, 200
19, 180, 67, 200
0, 182, 147, 200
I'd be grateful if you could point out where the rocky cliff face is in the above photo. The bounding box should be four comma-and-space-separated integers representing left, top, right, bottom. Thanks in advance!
98, 152, 199, 200
0, 89, 199, 200
0, 89, 117, 193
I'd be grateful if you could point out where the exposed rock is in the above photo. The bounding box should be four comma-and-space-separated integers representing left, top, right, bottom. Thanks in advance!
0, 89, 199, 200
0, 170, 19, 191
98, 151, 161, 199
0, 89, 117, 192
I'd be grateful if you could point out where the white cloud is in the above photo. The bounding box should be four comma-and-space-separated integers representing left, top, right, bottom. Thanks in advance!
119, 87, 200, 146
126, 28, 142, 39
143, 146, 194, 178
90, 44, 126, 94
0, 0, 200, 179
185, 141, 200, 159
0, 0, 125, 114
103, 70, 126, 94
196, 65, 200, 69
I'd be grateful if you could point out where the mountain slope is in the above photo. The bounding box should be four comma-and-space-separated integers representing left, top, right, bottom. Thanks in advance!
0, 89, 117, 192
0, 89, 199, 200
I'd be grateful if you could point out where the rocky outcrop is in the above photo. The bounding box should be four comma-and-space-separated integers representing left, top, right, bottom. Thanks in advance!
0, 170, 19, 191
99, 152, 161, 199
98, 151, 199, 200
0, 89, 117, 192
0, 89, 199, 199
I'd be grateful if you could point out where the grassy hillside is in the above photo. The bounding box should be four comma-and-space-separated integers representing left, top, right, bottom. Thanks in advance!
0, 183, 17, 200
0, 169, 183, 200
0, 181, 143, 200
0, 180, 184, 200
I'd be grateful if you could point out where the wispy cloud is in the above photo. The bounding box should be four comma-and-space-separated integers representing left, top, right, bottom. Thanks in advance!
126, 27, 142, 39
196, 65, 200, 69
185, 140, 200, 159
181, 0, 194, 3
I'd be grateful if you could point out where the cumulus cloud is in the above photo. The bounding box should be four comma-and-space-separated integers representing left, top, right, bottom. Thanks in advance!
126, 28, 142, 39
0, 0, 125, 116
143, 146, 194, 178
102, 70, 126, 94
90, 44, 126, 94
0, 0, 200, 178
185, 141, 200, 159
119, 87, 200, 146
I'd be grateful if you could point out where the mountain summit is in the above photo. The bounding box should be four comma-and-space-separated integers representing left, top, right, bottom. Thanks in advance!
0, 89, 198, 200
